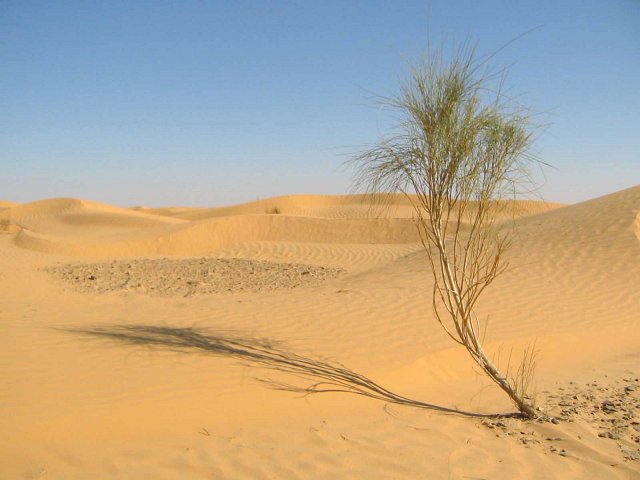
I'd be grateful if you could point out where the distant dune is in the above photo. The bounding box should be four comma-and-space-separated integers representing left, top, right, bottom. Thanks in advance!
1, 188, 639, 479
131, 193, 565, 221
1, 194, 564, 258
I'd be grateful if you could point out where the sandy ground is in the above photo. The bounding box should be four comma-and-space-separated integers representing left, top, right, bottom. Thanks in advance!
1, 189, 639, 479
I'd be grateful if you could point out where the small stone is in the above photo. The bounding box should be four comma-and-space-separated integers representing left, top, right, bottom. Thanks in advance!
622, 449, 640, 461
598, 430, 622, 440
601, 401, 617, 414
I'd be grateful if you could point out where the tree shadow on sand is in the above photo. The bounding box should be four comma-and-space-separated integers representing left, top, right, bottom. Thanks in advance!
66, 324, 519, 418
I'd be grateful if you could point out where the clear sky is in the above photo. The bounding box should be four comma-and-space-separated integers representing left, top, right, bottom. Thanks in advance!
1, 1, 638, 206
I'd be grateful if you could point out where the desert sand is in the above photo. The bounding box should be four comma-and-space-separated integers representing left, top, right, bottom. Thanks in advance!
1, 188, 639, 479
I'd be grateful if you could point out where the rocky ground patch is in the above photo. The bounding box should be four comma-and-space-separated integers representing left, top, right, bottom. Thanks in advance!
46, 257, 344, 296
482, 375, 640, 463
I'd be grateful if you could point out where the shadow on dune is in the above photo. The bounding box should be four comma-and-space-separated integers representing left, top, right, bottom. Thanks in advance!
66, 324, 515, 418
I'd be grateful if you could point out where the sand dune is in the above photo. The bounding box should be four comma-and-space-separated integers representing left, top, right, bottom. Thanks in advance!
132, 193, 564, 221
132, 194, 418, 220
1, 189, 639, 479
13, 214, 422, 258
0, 200, 18, 210
516, 184, 640, 250
4, 194, 563, 259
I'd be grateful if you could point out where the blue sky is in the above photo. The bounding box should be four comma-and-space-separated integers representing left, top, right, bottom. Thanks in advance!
1, 1, 638, 206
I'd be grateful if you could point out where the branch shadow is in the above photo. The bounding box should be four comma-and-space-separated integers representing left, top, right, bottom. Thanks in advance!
65, 324, 520, 418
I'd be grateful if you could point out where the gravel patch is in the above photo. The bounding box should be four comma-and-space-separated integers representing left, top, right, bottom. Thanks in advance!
481, 375, 640, 462
46, 257, 344, 296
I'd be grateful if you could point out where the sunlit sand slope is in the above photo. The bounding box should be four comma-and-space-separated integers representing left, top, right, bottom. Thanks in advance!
0, 198, 185, 235
12, 214, 421, 257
